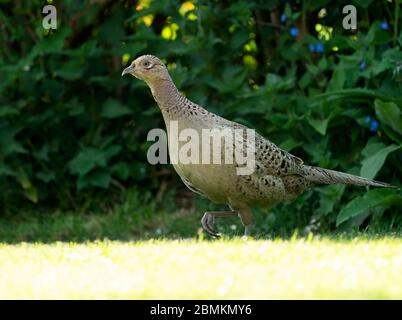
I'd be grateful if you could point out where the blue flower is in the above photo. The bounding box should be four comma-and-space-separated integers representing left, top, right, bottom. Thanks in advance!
359, 60, 367, 71
364, 116, 371, 124
380, 21, 389, 31
370, 120, 379, 132
280, 14, 286, 24
309, 43, 315, 53
289, 27, 299, 38
315, 42, 324, 53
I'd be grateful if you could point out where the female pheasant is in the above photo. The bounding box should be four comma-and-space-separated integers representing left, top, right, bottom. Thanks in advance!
122, 55, 396, 237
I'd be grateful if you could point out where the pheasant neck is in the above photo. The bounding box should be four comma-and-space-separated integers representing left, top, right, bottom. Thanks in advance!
148, 79, 183, 113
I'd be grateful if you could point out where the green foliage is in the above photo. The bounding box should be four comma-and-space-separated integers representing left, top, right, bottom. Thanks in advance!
375, 100, 402, 137
0, 0, 401, 233
360, 137, 401, 179
337, 189, 402, 226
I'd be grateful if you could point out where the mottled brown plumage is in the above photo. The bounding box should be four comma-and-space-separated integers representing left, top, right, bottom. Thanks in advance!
122, 55, 396, 237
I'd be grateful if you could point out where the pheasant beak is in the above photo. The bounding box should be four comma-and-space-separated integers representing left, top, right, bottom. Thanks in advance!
122, 65, 135, 76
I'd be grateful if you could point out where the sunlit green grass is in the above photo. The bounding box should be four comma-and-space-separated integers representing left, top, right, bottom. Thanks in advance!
0, 237, 401, 299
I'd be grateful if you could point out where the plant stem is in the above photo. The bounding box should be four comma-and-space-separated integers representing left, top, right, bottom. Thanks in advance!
311, 89, 402, 106
393, 0, 400, 46
302, 0, 307, 35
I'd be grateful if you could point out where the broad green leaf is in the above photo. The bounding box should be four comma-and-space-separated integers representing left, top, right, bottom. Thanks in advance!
360, 144, 401, 179
66, 98, 85, 116
0, 127, 27, 156
89, 170, 111, 189
77, 169, 111, 190
36, 171, 56, 183
104, 145, 122, 161
318, 57, 328, 70
56, 60, 84, 81
33, 27, 71, 55
0, 164, 15, 177
307, 108, 339, 136
17, 168, 32, 190
284, 2, 292, 17
33, 145, 50, 162
366, 21, 391, 44
99, 7, 124, 46
370, 56, 394, 77
279, 138, 302, 152
317, 185, 346, 216
69, 148, 107, 176
170, 64, 190, 88
361, 137, 386, 158
327, 67, 345, 91
382, 125, 402, 144
16, 168, 38, 203
112, 162, 130, 181
100, 99, 132, 118
337, 189, 401, 226
265, 73, 295, 91
307, 117, 329, 135
298, 73, 312, 89
230, 30, 249, 49
399, 29, 402, 47
306, 64, 320, 76
24, 186, 38, 204
0, 106, 19, 117
374, 100, 402, 135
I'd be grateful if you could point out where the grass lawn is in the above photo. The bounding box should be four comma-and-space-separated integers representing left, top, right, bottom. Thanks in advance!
0, 237, 401, 299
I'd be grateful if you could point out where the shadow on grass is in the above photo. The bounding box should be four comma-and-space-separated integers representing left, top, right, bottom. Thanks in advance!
0, 207, 400, 244
1, 187, 401, 244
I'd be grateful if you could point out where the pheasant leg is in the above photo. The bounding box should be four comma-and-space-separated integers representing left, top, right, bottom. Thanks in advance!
244, 225, 252, 237
238, 208, 252, 237
201, 211, 238, 237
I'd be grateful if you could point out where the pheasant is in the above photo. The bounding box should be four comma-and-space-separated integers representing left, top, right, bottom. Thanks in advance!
122, 55, 396, 237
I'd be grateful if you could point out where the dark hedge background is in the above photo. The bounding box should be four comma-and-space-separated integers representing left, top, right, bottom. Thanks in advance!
0, 0, 401, 236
